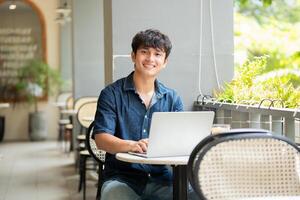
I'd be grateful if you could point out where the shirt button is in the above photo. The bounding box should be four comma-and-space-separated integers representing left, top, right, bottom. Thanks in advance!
143, 129, 146, 133
144, 115, 147, 119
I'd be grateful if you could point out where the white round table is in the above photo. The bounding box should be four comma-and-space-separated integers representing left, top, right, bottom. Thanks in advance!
116, 153, 189, 200
0, 103, 9, 108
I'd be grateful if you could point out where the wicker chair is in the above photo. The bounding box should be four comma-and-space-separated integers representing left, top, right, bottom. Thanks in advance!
76, 100, 98, 200
187, 129, 300, 200
58, 94, 73, 151
86, 121, 106, 200
65, 96, 98, 152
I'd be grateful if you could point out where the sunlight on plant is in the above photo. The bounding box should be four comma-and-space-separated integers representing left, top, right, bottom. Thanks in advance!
227, 0, 300, 108
215, 56, 300, 108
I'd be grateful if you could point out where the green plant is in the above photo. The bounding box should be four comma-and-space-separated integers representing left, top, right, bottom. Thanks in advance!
253, 74, 300, 108
215, 56, 267, 103
215, 56, 300, 108
16, 59, 63, 112
235, 0, 273, 7
231, 0, 300, 108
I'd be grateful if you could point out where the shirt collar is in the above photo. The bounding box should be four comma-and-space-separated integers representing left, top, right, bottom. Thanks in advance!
123, 71, 168, 99
123, 71, 135, 91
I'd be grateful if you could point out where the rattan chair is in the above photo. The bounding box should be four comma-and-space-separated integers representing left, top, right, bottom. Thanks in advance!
63, 96, 98, 152
86, 121, 106, 200
58, 94, 73, 151
187, 129, 300, 200
76, 101, 98, 200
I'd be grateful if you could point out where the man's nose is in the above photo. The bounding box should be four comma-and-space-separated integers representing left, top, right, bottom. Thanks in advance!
146, 53, 155, 61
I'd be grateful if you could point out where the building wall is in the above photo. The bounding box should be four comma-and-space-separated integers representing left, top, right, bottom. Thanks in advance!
71, 0, 233, 111
60, 19, 72, 92
0, 0, 59, 141
111, 0, 233, 110
0, 0, 233, 140
72, 0, 105, 99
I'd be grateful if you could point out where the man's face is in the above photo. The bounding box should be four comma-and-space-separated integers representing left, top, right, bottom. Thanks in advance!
131, 47, 168, 78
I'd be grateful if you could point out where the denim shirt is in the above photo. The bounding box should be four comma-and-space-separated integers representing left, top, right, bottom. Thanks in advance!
93, 71, 183, 195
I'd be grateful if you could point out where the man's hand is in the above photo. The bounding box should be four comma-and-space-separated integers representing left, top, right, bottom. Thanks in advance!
129, 138, 149, 153
95, 133, 149, 154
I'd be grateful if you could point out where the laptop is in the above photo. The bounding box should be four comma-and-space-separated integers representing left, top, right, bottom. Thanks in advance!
128, 111, 215, 158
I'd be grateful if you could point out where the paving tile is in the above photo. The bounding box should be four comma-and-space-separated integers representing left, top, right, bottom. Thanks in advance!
0, 141, 97, 200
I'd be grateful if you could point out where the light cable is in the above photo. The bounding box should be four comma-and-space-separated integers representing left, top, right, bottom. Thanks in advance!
209, 0, 221, 89
198, 0, 204, 96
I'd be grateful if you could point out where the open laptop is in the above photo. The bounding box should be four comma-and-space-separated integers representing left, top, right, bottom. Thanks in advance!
128, 111, 215, 158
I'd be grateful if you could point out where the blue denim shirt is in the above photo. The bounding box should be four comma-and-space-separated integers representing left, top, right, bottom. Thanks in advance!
93, 71, 183, 195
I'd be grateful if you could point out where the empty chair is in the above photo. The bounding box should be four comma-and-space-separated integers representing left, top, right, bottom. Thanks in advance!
187, 129, 300, 200
75, 98, 98, 164
76, 101, 98, 200
57, 94, 73, 151
86, 121, 106, 200
56, 92, 72, 142
76, 100, 97, 159
69, 96, 98, 137
56, 92, 72, 108
63, 96, 98, 152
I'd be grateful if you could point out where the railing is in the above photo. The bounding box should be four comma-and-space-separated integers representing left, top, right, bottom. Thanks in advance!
193, 97, 300, 143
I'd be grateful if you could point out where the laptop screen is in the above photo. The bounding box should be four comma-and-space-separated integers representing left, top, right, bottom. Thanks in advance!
144, 111, 215, 158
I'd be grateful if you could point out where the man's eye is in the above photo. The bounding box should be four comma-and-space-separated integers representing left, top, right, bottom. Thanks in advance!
156, 53, 162, 57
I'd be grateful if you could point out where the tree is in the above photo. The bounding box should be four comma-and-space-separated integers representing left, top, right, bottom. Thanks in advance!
235, 0, 300, 25
235, 0, 273, 7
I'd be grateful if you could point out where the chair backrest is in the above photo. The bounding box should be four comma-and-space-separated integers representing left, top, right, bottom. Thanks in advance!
65, 95, 74, 110
86, 121, 106, 163
56, 92, 72, 105
187, 129, 300, 200
74, 96, 98, 112
77, 101, 97, 129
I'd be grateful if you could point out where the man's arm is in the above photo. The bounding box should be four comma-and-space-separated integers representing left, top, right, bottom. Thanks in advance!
94, 133, 148, 154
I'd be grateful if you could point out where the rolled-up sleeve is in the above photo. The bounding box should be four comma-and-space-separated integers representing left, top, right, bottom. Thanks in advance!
93, 87, 117, 138
173, 92, 184, 112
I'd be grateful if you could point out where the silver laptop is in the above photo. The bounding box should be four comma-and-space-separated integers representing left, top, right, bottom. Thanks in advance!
129, 111, 215, 158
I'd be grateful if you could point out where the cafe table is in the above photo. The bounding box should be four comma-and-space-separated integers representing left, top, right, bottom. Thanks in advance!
116, 152, 189, 200
60, 109, 77, 115
0, 103, 9, 108
240, 196, 300, 200
51, 101, 66, 108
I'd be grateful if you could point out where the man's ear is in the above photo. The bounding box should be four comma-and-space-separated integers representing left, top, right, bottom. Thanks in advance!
162, 58, 168, 68
131, 52, 136, 62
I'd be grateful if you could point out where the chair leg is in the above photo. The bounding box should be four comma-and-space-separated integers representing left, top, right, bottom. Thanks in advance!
83, 156, 87, 200
58, 124, 63, 141
78, 154, 83, 192
96, 172, 102, 200
64, 128, 72, 153
96, 163, 103, 200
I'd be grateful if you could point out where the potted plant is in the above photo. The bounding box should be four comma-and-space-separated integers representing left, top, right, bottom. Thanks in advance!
16, 59, 62, 141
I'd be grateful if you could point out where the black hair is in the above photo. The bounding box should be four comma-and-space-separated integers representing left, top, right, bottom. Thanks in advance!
131, 29, 172, 59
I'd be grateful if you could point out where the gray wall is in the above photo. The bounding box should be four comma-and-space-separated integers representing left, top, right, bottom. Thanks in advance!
72, 0, 105, 99
111, 0, 234, 110
68, 0, 233, 110
60, 21, 72, 92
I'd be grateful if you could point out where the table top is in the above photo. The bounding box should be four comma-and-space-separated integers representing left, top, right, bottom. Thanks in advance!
52, 102, 66, 108
60, 109, 77, 115
240, 196, 300, 200
116, 153, 189, 165
0, 103, 9, 108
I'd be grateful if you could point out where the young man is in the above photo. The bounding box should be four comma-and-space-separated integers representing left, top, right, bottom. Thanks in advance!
93, 29, 184, 200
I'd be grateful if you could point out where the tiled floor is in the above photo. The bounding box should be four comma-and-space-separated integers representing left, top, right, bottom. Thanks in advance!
0, 141, 97, 200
